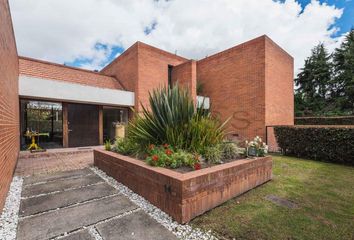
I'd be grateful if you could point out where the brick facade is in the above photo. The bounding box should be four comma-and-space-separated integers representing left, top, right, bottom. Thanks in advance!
197, 35, 294, 145
0, 0, 19, 212
94, 149, 272, 223
102, 42, 187, 112
171, 60, 197, 102
19, 57, 124, 90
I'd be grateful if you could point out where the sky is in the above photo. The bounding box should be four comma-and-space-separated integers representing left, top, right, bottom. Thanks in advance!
9, 0, 354, 75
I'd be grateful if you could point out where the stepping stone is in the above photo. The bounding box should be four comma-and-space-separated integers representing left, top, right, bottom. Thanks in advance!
265, 195, 299, 209
23, 168, 93, 185
17, 194, 137, 240
96, 210, 177, 240
20, 182, 118, 216
22, 174, 103, 197
59, 230, 95, 240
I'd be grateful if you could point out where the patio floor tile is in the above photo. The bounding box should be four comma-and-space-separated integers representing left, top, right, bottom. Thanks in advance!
19, 182, 118, 216
17, 194, 137, 240
21, 174, 103, 197
23, 168, 93, 185
59, 230, 95, 240
96, 210, 177, 240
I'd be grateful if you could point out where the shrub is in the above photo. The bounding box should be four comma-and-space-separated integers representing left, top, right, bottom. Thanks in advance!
246, 136, 268, 157
220, 141, 239, 159
113, 137, 139, 156
104, 140, 111, 151
128, 85, 227, 153
274, 126, 354, 165
145, 144, 200, 170
203, 145, 222, 164
295, 116, 354, 125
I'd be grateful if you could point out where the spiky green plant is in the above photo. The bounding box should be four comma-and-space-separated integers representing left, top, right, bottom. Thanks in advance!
128, 85, 227, 153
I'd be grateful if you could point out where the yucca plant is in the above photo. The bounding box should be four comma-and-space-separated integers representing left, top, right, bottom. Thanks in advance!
128, 85, 227, 153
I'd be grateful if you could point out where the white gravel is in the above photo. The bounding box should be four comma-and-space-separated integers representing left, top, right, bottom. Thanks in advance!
90, 167, 218, 240
0, 176, 23, 240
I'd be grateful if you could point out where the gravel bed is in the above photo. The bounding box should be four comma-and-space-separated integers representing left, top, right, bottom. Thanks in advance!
0, 176, 23, 240
90, 167, 217, 240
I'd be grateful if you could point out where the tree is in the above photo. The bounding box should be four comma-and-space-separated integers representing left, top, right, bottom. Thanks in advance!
333, 29, 354, 114
295, 43, 332, 116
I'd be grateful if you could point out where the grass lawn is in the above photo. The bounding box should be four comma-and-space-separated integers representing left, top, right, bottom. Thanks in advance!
191, 155, 354, 240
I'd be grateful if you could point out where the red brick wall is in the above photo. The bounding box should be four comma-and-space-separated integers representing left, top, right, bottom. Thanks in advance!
197, 36, 266, 141
171, 60, 197, 103
19, 57, 124, 90
0, 0, 19, 212
102, 42, 187, 112
197, 35, 293, 144
101, 43, 139, 92
136, 42, 187, 111
265, 37, 294, 151
94, 149, 272, 223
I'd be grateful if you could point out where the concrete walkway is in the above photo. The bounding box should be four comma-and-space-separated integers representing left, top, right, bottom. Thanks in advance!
16, 168, 177, 240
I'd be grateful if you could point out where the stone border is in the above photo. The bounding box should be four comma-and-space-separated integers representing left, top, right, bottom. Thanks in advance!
94, 149, 272, 223
90, 167, 217, 240
0, 176, 23, 240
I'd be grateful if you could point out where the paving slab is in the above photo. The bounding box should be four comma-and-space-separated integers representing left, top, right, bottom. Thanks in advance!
20, 182, 118, 216
22, 174, 103, 197
265, 195, 299, 209
96, 210, 177, 240
23, 168, 93, 185
17, 194, 137, 240
59, 230, 95, 240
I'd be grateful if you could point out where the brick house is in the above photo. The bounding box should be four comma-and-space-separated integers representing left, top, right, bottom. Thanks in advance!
0, 0, 293, 211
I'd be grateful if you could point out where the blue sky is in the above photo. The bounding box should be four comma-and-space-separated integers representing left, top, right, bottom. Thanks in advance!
296, 0, 353, 36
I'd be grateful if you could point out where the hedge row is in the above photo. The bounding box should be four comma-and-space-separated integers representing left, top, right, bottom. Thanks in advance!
274, 126, 354, 165
295, 116, 354, 125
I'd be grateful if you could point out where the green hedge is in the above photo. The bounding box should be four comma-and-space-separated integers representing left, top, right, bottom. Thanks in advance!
274, 126, 354, 165
295, 116, 354, 125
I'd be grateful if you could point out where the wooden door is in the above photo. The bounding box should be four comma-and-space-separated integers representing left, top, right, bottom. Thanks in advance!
67, 103, 99, 147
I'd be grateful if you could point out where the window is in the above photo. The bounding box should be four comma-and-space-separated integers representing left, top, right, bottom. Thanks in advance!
20, 99, 63, 149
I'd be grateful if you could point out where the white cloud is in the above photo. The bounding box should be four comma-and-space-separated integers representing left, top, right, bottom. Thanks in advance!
9, 0, 344, 73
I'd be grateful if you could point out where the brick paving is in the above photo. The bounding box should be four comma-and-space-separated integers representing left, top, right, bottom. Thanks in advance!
15, 147, 100, 176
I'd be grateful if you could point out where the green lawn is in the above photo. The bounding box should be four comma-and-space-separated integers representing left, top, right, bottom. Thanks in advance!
191, 155, 354, 240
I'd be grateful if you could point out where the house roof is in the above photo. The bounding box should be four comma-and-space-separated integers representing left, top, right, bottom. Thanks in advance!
19, 56, 125, 90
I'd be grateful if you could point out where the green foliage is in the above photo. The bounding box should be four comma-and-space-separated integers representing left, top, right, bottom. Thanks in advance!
104, 140, 111, 151
333, 29, 354, 114
295, 116, 354, 125
203, 145, 222, 164
220, 141, 240, 159
295, 43, 332, 116
295, 29, 354, 116
274, 126, 354, 165
145, 144, 200, 170
128, 85, 226, 153
113, 137, 139, 156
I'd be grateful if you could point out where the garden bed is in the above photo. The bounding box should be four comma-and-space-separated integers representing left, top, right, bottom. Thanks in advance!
94, 149, 272, 223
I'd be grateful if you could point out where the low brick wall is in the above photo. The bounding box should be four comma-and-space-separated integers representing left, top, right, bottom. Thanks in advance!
94, 149, 272, 223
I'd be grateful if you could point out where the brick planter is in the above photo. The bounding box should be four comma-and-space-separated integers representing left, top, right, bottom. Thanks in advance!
94, 149, 272, 223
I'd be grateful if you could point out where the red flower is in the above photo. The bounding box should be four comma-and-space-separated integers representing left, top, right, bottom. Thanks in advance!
194, 163, 201, 170
149, 144, 155, 150
152, 155, 159, 161
165, 149, 173, 156
163, 143, 169, 148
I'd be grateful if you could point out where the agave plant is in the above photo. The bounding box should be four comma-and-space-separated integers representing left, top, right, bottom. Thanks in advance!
128, 85, 227, 153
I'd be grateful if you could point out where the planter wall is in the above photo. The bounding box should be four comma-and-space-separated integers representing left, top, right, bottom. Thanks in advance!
94, 149, 272, 223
